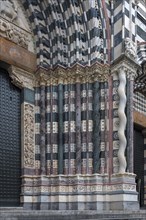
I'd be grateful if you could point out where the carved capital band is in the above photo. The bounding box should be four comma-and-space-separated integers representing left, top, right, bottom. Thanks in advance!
35, 63, 110, 86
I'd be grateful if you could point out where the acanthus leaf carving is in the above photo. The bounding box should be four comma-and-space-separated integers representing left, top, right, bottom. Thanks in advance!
35, 64, 110, 86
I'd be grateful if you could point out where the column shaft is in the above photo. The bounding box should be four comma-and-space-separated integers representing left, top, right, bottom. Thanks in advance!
118, 68, 127, 173
40, 85, 46, 175
93, 81, 100, 173
76, 82, 81, 174
58, 83, 63, 174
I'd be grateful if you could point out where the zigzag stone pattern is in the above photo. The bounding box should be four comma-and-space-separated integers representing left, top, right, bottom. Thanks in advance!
117, 68, 127, 174
22, 0, 105, 68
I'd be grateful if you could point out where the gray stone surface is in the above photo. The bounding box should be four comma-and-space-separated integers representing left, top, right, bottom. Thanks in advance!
0, 210, 146, 220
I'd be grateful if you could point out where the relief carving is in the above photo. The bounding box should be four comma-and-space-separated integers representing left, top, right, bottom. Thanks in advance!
0, 17, 30, 48
35, 64, 110, 86
24, 104, 35, 168
0, 0, 32, 49
0, 0, 17, 22
125, 38, 137, 60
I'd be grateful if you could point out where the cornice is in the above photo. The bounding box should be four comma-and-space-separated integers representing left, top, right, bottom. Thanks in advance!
35, 63, 110, 86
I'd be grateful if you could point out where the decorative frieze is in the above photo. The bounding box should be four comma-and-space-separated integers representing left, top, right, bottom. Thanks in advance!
0, 0, 33, 50
0, 16, 31, 49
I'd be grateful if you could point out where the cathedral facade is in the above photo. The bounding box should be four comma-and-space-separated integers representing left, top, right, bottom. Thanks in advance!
0, 0, 146, 210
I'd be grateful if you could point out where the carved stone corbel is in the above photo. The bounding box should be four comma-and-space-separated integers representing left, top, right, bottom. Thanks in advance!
8, 65, 34, 90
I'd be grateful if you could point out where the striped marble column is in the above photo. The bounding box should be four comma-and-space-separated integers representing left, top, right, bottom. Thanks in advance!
35, 87, 41, 175
46, 85, 51, 175
87, 83, 93, 174
40, 84, 46, 175
69, 84, 76, 174
81, 83, 87, 174
58, 81, 64, 174
51, 85, 58, 175
81, 82, 93, 174
93, 81, 100, 173
100, 82, 108, 174
76, 80, 81, 174
63, 84, 69, 175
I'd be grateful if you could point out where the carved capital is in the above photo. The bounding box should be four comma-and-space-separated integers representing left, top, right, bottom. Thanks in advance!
35, 63, 110, 86
111, 57, 139, 80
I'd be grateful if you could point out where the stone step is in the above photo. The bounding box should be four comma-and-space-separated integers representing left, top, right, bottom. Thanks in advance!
0, 210, 145, 220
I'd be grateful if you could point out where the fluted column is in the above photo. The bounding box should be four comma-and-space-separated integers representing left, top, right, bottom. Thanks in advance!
117, 67, 127, 174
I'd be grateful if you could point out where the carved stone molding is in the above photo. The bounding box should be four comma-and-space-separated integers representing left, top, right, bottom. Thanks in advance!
35, 63, 110, 86
8, 65, 35, 90
23, 103, 35, 168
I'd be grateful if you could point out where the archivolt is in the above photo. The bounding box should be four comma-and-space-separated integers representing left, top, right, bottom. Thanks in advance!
22, 0, 109, 69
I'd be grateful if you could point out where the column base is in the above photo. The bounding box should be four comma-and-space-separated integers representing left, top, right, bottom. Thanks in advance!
21, 173, 139, 211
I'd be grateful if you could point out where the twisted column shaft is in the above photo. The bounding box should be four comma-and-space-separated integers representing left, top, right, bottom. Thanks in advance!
118, 68, 127, 173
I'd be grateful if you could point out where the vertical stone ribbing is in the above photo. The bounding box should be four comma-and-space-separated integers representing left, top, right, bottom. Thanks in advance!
58, 82, 63, 174
40, 85, 46, 175
69, 84, 76, 174
93, 81, 100, 173
118, 68, 127, 174
46, 85, 51, 175
76, 81, 81, 174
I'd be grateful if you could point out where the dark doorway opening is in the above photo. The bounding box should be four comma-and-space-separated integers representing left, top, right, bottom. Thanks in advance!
134, 125, 144, 208
0, 68, 21, 207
